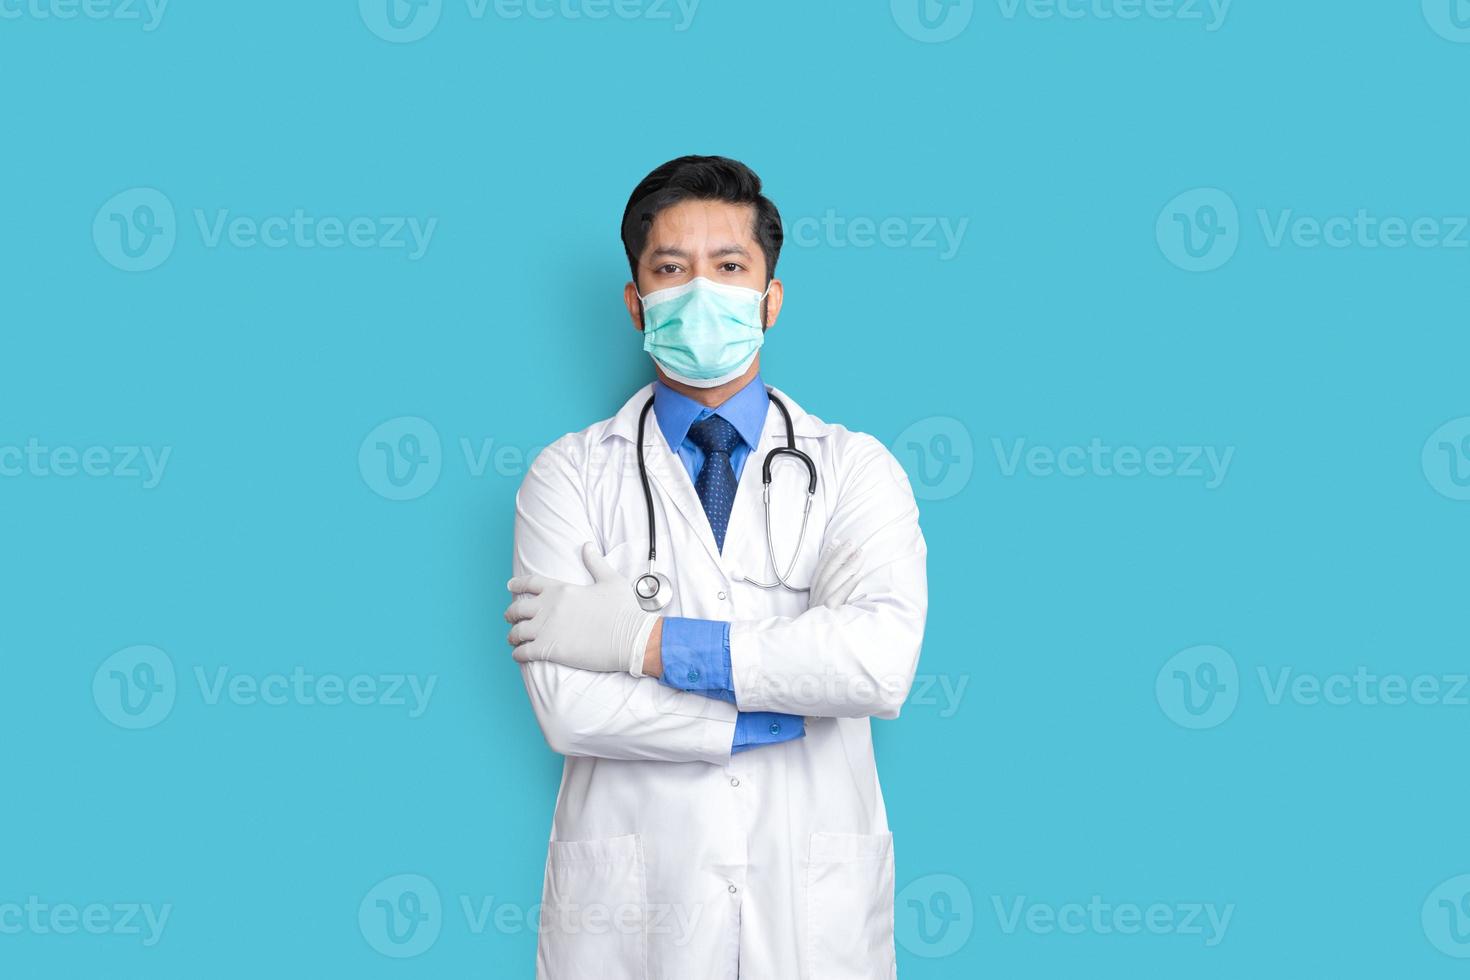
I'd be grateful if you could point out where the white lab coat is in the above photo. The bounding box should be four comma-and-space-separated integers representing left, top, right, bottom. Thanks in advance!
513, 383, 928, 980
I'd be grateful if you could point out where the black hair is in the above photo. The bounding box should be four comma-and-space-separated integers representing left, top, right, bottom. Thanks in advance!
620, 156, 784, 285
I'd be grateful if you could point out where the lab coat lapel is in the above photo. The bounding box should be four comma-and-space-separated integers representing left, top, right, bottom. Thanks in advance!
640, 425, 727, 575
720, 408, 777, 569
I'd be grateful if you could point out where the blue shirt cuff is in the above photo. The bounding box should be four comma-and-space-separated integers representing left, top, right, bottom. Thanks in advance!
733, 712, 805, 753
658, 617, 734, 702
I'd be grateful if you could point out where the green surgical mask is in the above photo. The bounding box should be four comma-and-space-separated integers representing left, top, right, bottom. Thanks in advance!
638, 276, 770, 388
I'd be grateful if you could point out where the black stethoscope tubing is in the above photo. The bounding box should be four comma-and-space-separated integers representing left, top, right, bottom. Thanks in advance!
634, 389, 816, 604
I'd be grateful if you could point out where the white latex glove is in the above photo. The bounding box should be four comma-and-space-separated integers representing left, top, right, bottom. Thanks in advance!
809, 539, 865, 609
506, 543, 659, 675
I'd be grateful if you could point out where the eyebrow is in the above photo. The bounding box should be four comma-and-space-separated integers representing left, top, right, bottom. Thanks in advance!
648, 242, 751, 261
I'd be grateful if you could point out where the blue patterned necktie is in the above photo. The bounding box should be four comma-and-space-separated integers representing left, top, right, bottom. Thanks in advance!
687, 414, 743, 552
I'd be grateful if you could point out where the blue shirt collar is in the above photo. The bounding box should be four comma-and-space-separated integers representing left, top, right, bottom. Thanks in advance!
652, 374, 769, 454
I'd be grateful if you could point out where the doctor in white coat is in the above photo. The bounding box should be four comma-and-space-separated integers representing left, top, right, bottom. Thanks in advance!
505, 156, 927, 979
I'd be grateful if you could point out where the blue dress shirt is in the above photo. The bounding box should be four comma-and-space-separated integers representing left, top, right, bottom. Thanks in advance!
651, 375, 805, 753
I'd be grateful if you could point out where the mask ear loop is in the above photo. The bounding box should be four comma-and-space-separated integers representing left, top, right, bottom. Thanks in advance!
633, 278, 648, 329
757, 280, 773, 331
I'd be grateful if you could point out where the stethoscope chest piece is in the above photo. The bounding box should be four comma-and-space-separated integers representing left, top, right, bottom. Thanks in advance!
635, 570, 673, 612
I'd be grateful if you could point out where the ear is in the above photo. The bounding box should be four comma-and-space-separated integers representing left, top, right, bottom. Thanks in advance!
761, 278, 784, 331
624, 281, 645, 332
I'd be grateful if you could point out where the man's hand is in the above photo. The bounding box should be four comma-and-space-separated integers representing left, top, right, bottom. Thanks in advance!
809, 539, 865, 609
506, 543, 660, 675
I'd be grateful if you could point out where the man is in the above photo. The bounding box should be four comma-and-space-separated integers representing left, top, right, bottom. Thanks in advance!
505, 156, 928, 979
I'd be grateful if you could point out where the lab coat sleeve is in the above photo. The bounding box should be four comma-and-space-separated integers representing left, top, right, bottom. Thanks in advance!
728, 433, 928, 719
512, 439, 738, 764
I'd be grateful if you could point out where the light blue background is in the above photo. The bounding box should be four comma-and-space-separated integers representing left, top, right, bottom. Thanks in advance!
3, 1, 1470, 976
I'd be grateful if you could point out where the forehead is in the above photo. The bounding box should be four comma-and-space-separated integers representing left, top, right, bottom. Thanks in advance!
643, 199, 758, 248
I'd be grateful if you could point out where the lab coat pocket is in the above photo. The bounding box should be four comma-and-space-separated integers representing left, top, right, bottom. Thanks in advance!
538, 834, 649, 980
805, 831, 897, 980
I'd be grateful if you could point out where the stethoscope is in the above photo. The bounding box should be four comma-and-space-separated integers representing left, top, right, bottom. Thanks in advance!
633, 389, 817, 612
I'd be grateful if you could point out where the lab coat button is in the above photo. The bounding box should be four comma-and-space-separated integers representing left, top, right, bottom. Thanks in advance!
717, 590, 727, 600
728, 884, 738, 894
730, 777, 740, 787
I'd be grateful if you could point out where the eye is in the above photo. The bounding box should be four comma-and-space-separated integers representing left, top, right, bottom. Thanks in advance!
720, 262, 744, 273
656, 263, 683, 274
